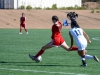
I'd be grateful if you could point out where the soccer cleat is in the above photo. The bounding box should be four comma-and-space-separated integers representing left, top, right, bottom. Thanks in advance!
19, 33, 22, 34
94, 55, 99, 62
29, 54, 40, 63
80, 64, 87, 67
26, 32, 28, 34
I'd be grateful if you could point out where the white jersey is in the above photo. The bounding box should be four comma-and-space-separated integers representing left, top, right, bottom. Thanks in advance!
70, 27, 87, 50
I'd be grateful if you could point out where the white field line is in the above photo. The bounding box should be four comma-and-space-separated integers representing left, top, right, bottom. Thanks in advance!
0, 68, 87, 75
92, 37, 100, 41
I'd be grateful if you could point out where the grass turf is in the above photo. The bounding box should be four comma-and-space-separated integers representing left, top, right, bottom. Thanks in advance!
0, 29, 100, 75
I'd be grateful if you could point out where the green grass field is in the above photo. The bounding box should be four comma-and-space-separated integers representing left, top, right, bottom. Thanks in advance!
0, 29, 100, 75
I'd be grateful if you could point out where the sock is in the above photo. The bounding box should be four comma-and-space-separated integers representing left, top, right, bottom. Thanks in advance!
85, 54, 93, 59
35, 49, 44, 58
20, 28, 22, 33
25, 29, 28, 32
70, 46, 78, 51
81, 58, 86, 65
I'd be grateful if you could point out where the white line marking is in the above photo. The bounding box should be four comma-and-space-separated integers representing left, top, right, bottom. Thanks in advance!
0, 68, 87, 75
92, 37, 100, 41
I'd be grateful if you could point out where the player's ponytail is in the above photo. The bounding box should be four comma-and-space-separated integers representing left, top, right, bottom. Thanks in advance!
71, 20, 80, 28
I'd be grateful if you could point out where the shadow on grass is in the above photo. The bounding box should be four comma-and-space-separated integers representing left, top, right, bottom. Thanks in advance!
87, 49, 99, 51
19, 64, 78, 67
87, 49, 95, 50
0, 61, 35, 66
0, 61, 78, 67
0, 61, 34, 63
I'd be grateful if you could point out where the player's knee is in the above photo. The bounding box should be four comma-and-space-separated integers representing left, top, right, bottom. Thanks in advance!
41, 46, 46, 50
78, 53, 85, 57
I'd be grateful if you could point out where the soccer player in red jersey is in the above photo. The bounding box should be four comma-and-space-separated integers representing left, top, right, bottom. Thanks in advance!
19, 13, 28, 34
29, 15, 78, 62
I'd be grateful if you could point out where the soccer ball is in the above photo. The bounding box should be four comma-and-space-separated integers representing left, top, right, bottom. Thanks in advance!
37, 56, 42, 62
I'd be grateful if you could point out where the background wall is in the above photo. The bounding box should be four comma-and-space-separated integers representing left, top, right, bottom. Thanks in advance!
0, 0, 82, 9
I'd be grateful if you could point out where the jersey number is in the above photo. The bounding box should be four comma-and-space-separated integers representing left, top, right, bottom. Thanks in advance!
74, 30, 81, 36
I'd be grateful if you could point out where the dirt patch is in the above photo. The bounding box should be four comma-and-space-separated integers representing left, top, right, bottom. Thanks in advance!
0, 10, 100, 29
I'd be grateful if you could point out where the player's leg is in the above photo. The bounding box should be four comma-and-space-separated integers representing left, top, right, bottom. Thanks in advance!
35, 42, 54, 58
60, 37, 78, 51
61, 41, 78, 51
70, 46, 78, 51
83, 50, 99, 62
77, 43, 88, 66
19, 25, 22, 34
77, 42, 88, 66
78, 43, 99, 63
29, 42, 54, 62
78, 50, 87, 66
23, 25, 28, 34
78, 50, 99, 66
61, 41, 69, 51
77, 46, 99, 66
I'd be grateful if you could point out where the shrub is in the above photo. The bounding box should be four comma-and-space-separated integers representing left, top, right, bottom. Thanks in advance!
14, 19, 16, 21
91, 9, 95, 13
67, 7, 75, 10
75, 5, 78, 9
26, 5, 32, 10
45, 7, 51, 10
74, 5, 86, 10
35, 7, 42, 10
20, 5, 25, 9
52, 4, 57, 9
76, 6, 86, 10
96, 10, 100, 13
59, 7, 67, 10
95, 7, 100, 10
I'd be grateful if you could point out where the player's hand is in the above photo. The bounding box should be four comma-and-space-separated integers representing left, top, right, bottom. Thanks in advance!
88, 40, 91, 44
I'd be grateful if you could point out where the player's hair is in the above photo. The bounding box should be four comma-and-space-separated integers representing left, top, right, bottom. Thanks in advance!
71, 20, 80, 28
22, 13, 25, 15
52, 15, 59, 21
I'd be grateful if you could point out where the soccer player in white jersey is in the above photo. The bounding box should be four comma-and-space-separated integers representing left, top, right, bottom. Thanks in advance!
69, 20, 99, 66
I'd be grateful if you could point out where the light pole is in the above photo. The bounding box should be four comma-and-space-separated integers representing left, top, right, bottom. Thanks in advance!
5, 0, 6, 9
9, 0, 10, 9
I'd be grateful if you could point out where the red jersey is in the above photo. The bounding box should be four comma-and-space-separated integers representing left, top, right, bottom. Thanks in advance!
20, 17, 26, 24
51, 22, 62, 39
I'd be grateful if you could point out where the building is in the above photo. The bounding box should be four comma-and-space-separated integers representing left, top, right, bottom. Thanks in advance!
0, 0, 82, 9
0, 0, 17, 9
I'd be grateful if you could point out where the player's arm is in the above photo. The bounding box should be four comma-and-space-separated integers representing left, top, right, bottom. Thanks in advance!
83, 30, 91, 44
55, 21, 62, 31
69, 31, 74, 48
25, 17, 26, 20
55, 21, 60, 27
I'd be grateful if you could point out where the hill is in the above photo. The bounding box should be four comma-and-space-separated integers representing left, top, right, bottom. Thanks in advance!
0, 10, 100, 29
